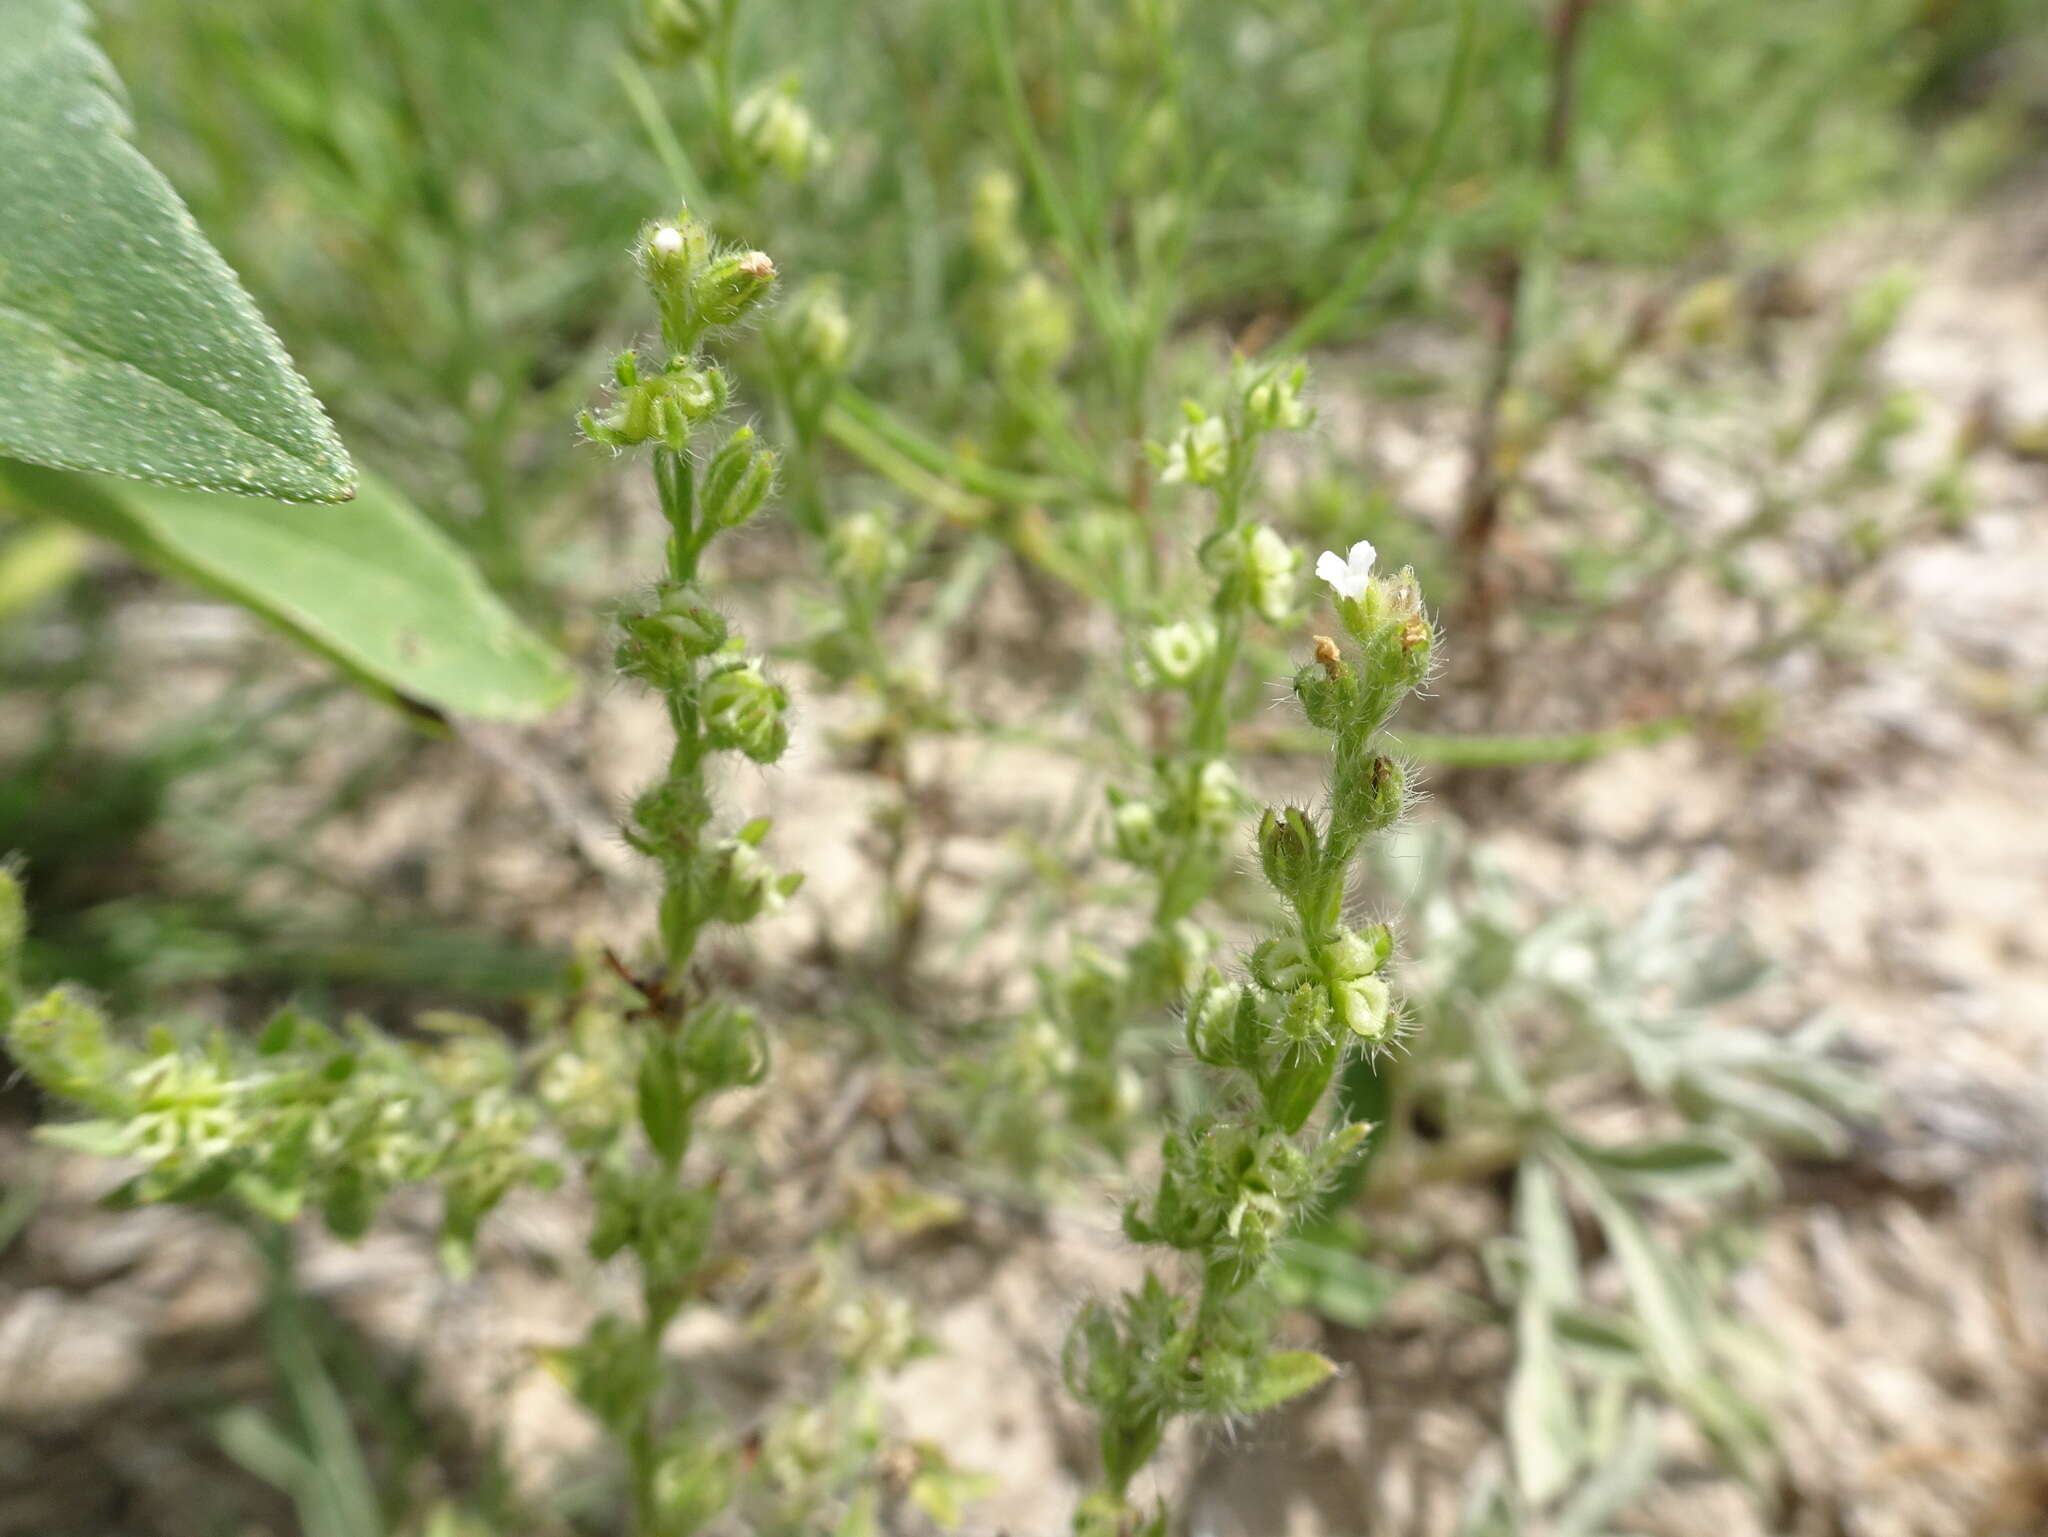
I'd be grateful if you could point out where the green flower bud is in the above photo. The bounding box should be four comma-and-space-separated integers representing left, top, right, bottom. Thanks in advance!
693, 249, 779, 328
651, 1437, 738, 1536
1133, 918, 1213, 999
1242, 524, 1299, 623
827, 508, 905, 591
1107, 791, 1164, 867
679, 999, 769, 1090
1331, 973, 1393, 1040
641, 0, 714, 59
707, 837, 798, 924
1138, 618, 1216, 689
735, 87, 829, 181
1160, 412, 1227, 488
1181, 758, 1244, 840
1241, 360, 1311, 434
642, 219, 710, 286
702, 660, 790, 762
700, 427, 777, 529
779, 281, 854, 375
994, 269, 1075, 378
970, 168, 1027, 275
618, 584, 729, 685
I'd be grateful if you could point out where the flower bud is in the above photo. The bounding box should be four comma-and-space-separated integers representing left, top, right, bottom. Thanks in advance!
970, 168, 1027, 275
1106, 792, 1163, 867
707, 837, 799, 924
1242, 524, 1299, 622
641, 0, 715, 59
1182, 758, 1244, 840
736, 87, 829, 181
700, 427, 777, 529
1160, 412, 1228, 488
702, 660, 790, 762
994, 269, 1075, 378
1241, 360, 1310, 434
826, 508, 905, 591
1138, 618, 1216, 689
679, 999, 769, 1089
779, 281, 854, 375
693, 250, 778, 328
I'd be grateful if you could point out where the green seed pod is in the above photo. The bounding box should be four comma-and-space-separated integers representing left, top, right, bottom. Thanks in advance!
701, 660, 790, 763
1256, 805, 1320, 899
1249, 934, 1315, 994
1139, 618, 1216, 689
1331, 973, 1393, 1040
679, 999, 769, 1090
700, 427, 777, 529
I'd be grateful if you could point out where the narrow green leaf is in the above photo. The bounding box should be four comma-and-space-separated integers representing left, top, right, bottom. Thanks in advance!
1552, 1305, 1648, 1374
1507, 1296, 1583, 1505
637, 1040, 687, 1166
1555, 1149, 1709, 1384
0, 0, 353, 501
1, 460, 575, 721
1272, 1239, 1403, 1330
34, 1117, 132, 1157
1515, 1157, 1581, 1306
1243, 1349, 1337, 1413
1569, 1131, 1754, 1198
1554, 1403, 1662, 1537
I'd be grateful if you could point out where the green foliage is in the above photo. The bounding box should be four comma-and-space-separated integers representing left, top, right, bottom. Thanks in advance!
0, 0, 352, 502
0, 460, 574, 721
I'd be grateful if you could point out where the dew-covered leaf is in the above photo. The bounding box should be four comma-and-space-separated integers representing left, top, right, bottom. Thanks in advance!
0, 0, 353, 501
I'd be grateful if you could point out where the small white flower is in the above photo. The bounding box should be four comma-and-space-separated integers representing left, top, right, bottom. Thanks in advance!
1315, 540, 1377, 601
649, 225, 685, 256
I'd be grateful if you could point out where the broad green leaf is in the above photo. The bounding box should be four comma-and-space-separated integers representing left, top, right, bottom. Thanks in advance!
0, 0, 354, 501
0, 460, 575, 722
1243, 1349, 1337, 1412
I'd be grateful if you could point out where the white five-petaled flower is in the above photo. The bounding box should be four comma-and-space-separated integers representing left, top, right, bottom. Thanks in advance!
1315, 540, 1377, 601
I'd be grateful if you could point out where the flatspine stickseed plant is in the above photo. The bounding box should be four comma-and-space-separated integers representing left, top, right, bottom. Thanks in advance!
1064, 517, 1438, 1535
0, 212, 843, 1535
